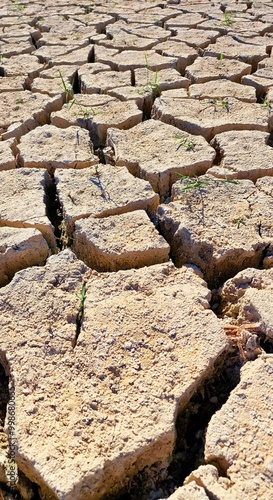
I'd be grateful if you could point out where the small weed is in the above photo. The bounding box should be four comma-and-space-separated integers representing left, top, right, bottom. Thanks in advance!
58, 69, 74, 104
57, 213, 69, 250
11, 0, 25, 11
232, 217, 245, 229
219, 53, 224, 61
206, 98, 231, 113
144, 53, 160, 97
15, 98, 24, 104
220, 98, 231, 112
76, 283, 86, 321
261, 98, 272, 110
175, 174, 238, 193
173, 133, 195, 152
221, 12, 235, 26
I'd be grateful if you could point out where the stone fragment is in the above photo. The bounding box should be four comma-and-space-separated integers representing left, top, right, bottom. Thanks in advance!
0, 75, 25, 92
16, 125, 97, 170
154, 40, 198, 73
165, 13, 206, 30
166, 482, 209, 500
0, 39, 35, 58
0, 249, 228, 499
242, 68, 273, 99
39, 64, 79, 81
107, 120, 215, 197
205, 357, 273, 498
183, 464, 237, 500
110, 50, 178, 72
79, 69, 132, 94
94, 45, 119, 66
152, 96, 273, 141
72, 210, 170, 271
98, 31, 158, 51
134, 68, 189, 92
173, 28, 219, 49
204, 36, 268, 71
220, 267, 273, 323
112, 22, 171, 42
189, 79, 256, 102
185, 56, 251, 84
51, 45, 94, 66
208, 130, 273, 181
0, 91, 63, 141
157, 175, 273, 287
0, 139, 16, 171
35, 32, 89, 50
0, 227, 49, 287
0, 168, 56, 251
0, 54, 43, 86
30, 76, 70, 97
32, 44, 73, 64
55, 164, 159, 235
51, 95, 142, 146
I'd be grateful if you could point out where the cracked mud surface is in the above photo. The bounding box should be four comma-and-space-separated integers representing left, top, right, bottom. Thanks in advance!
0, 1, 273, 499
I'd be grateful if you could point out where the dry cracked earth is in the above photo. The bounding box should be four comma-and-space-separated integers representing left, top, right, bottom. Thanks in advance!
0, 0, 273, 499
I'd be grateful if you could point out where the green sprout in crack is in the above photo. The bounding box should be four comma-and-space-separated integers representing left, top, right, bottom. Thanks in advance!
144, 53, 160, 97
175, 173, 238, 193
173, 133, 196, 152
221, 12, 235, 26
261, 98, 272, 111
11, 0, 25, 11
219, 53, 224, 61
76, 283, 86, 321
220, 98, 231, 112
15, 98, 24, 104
58, 69, 74, 104
206, 98, 231, 113
232, 217, 245, 229
175, 174, 210, 191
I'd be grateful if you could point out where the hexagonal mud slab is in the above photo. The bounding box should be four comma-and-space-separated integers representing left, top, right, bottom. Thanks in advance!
51, 95, 142, 146
209, 130, 273, 181
0, 227, 49, 287
72, 210, 170, 271
55, 164, 159, 235
0, 250, 228, 499
152, 96, 273, 141
16, 125, 97, 170
0, 168, 56, 251
157, 175, 273, 287
107, 119, 216, 197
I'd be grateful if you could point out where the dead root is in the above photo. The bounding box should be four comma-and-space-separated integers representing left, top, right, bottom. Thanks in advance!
223, 322, 265, 363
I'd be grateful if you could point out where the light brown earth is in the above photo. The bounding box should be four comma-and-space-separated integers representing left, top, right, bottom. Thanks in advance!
0, 1, 273, 499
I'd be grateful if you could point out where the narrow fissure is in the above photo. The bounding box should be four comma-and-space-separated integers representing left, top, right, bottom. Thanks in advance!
71, 281, 87, 349
44, 171, 68, 251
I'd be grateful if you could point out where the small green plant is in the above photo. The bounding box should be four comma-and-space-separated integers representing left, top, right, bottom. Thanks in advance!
58, 69, 74, 104
11, 0, 25, 11
15, 98, 24, 104
220, 98, 231, 112
261, 98, 272, 110
222, 12, 235, 26
76, 283, 86, 321
175, 174, 238, 193
219, 53, 224, 61
144, 53, 160, 97
173, 133, 195, 151
206, 98, 231, 113
232, 217, 245, 229
57, 217, 69, 250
